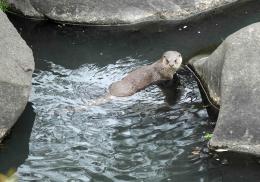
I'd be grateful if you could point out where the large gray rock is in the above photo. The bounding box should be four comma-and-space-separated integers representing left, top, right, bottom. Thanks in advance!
7, 0, 249, 25
0, 10, 34, 142
190, 23, 260, 155
7, 0, 43, 18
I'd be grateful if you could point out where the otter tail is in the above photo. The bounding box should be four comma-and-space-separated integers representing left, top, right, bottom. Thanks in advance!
58, 94, 114, 114
63, 94, 113, 113
84, 93, 113, 106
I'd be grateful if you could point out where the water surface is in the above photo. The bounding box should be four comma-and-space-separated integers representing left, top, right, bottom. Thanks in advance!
1, 1, 260, 181
19, 59, 208, 181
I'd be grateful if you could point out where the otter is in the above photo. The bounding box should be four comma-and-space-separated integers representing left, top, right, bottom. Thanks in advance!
109, 51, 182, 97
84, 51, 182, 106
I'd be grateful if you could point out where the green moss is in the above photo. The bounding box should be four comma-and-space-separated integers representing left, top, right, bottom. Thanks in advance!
0, 0, 8, 12
204, 133, 213, 140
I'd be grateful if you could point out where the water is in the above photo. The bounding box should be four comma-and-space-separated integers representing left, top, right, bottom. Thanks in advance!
17, 59, 208, 181
1, 0, 260, 181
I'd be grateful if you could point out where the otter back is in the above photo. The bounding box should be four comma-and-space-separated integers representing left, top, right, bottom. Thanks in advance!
109, 65, 155, 97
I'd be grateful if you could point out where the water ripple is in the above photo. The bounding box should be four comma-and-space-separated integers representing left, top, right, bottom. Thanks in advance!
18, 57, 209, 181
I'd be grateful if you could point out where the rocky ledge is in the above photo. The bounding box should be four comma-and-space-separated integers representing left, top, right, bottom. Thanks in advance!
0, 10, 34, 142
190, 23, 260, 155
7, 0, 250, 25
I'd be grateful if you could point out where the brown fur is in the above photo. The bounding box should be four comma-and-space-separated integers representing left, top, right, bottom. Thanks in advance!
109, 51, 182, 97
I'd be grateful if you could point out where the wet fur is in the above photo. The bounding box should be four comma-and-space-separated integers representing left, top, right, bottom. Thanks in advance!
109, 54, 180, 97
86, 51, 182, 106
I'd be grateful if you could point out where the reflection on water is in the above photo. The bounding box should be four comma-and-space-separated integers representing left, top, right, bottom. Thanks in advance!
17, 58, 209, 181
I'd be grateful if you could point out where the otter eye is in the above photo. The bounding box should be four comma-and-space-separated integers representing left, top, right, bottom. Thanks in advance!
174, 59, 177, 63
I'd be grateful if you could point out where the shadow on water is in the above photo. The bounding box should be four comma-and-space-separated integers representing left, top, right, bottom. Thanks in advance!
206, 152, 260, 182
157, 74, 182, 106
0, 103, 35, 174
7, 0, 260, 69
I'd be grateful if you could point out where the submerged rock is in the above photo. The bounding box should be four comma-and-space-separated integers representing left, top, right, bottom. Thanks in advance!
7, 0, 249, 25
0, 11, 34, 142
189, 23, 260, 155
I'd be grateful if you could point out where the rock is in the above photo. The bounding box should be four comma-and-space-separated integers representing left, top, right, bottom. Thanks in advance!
189, 23, 260, 155
0, 10, 34, 142
6, 0, 43, 18
7, 0, 249, 25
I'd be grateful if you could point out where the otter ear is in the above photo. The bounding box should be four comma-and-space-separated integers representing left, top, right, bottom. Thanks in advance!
162, 56, 169, 65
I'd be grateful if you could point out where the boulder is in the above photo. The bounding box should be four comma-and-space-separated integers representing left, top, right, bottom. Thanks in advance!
0, 10, 34, 142
189, 23, 260, 155
6, 0, 43, 18
7, 0, 249, 25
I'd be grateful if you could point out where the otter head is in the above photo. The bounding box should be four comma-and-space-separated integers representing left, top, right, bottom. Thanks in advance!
157, 51, 182, 80
161, 51, 182, 71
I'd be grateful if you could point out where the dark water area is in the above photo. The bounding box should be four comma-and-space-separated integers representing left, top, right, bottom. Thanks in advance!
5, 0, 260, 69
0, 103, 35, 174
0, 0, 260, 181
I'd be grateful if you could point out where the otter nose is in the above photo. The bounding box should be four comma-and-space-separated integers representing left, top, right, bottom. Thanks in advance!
178, 57, 183, 64
171, 57, 182, 68
175, 57, 182, 64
